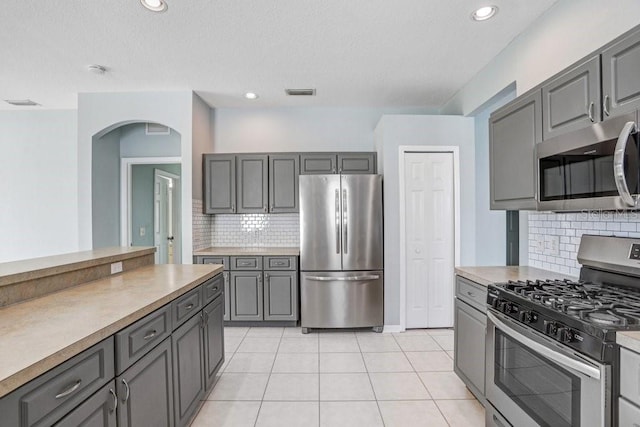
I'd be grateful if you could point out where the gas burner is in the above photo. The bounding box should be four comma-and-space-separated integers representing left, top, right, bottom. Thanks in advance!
582, 311, 628, 326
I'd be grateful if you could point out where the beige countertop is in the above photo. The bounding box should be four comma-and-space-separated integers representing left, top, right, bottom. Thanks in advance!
194, 246, 300, 256
617, 331, 640, 353
0, 263, 223, 398
0, 247, 155, 288
455, 266, 575, 287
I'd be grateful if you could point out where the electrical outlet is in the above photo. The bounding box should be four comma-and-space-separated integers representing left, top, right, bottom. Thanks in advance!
535, 235, 544, 252
139, 227, 146, 237
544, 235, 560, 256
111, 262, 123, 274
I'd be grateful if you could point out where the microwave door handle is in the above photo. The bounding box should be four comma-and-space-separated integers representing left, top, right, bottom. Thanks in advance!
488, 312, 601, 380
613, 121, 639, 207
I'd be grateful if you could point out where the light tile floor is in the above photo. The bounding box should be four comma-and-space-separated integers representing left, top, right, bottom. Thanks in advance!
191, 327, 484, 427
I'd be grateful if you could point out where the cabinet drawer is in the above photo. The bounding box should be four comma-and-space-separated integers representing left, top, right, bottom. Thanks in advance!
619, 396, 640, 427
455, 276, 487, 312
54, 380, 117, 427
204, 273, 224, 305
115, 305, 172, 375
264, 256, 297, 271
172, 286, 204, 329
0, 338, 114, 427
196, 256, 229, 270
230, 256, 263, 271
621, 348, 640, 407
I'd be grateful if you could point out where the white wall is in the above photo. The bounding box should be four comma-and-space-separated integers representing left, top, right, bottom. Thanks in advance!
375, 115, 475, 327
119, 123, 181, 158
192, 94, 213, 199
92, 128, 121, 248
0, 110, 79, 262
442, 0, 640, 115
211, 107, 435, 152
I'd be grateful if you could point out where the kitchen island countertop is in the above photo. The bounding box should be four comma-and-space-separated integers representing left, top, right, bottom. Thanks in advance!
194, 246, 300, 256
455, 266, 575, 287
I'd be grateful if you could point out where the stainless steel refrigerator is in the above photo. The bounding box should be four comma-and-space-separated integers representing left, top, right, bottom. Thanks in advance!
299, 174, 384, 333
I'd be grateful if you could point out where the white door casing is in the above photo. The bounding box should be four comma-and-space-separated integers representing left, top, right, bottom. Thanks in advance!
404, 151, 455, 329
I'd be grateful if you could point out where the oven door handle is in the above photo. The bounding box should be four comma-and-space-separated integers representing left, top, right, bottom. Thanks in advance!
488, 312, 601, 380
613, 121, 638, 207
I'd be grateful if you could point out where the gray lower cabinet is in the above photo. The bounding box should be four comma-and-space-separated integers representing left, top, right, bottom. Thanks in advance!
269, 154, 299, 213
116, 337, 174, 427
490, 90, 540, 210
230, 272, 263, 321
602, 28, 640, 119
203, 154, 236, 214
203, 295, 225, 390
223, 272, 231, 321
542, 55, 601, 140
237, 154, 269, 213
172, 313, 206, 427
54, 381, 117, 427
264, 271, 298, 321
453, 276, 487, 403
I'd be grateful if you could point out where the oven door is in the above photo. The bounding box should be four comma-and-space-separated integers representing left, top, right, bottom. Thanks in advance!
486, 311, 611, 427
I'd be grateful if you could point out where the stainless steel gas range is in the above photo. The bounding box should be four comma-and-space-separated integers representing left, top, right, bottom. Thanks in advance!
485, 235, 640, 427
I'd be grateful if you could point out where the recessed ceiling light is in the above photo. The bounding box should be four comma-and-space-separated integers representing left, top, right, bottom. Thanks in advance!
4, 99, 39, 106
245, 92, 259, 100
140, 0, 167, 12
88, 64, 107, 75
471, 5, 498, 21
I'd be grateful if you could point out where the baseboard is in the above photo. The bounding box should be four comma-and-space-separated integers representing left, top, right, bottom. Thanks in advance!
383, 325, 403, 333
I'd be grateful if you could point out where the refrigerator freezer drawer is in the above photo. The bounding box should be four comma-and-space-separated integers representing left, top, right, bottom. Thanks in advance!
301, 271, 383, 329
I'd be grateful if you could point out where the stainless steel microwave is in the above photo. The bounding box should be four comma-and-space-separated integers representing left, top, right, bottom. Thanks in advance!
536, 111, 639, 211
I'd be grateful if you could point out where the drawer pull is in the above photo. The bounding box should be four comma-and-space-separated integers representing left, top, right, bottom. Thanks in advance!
143, 330, 157, 340
239, 261, 252, 266
55, 379, 82, 399
121, 379, 130, 403
466, 291, 475, 298
186, 303, 195, 310
274, 261, 286, 266
109, 388, 118, 412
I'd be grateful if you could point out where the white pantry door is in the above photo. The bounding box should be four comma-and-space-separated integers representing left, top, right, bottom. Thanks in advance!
405, 152, 454, 328
154, 169, 181, 264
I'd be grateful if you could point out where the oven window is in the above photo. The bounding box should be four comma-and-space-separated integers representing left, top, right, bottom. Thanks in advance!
494, 330, 580, 427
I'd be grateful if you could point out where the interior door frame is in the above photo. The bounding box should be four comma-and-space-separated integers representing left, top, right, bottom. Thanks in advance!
398, 146, 461, 332
154, 168, 181, 264
120, 156, 182, 249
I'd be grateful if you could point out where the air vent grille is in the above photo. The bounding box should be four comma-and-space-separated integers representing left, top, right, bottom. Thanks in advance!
4, 99, 39, 106
146, 123, 171, 135
285, 89, 316, 96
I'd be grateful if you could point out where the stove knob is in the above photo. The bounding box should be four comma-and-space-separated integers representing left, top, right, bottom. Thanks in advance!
519, 311, 533, 323
497, 301, 508, 312
559, 328, 575, 343
543, 320, 558, 335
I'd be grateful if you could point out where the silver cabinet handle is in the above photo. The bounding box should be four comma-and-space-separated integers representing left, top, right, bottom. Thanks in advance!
231, 203, 235, 212
603, 95, 610, 117
466, 291, 475, 298
185, 303, 195, 310
342, 189, 348, 254
55, 379, 82, 399
200, 312, 205, 328
143, 330, 157, 340
258, 274, 262, 283
263, 205, 267, 212
614, 121, 639, 207
223, 272, 229, 282
335, 189, 341, 254
270, 204, 274, 211
265, 273, 270, 280
588, 101, 595, 122
306, 275, 380, 281
121, 378, 130, 403
109, 388, 118, 412
488, 312, 601, 379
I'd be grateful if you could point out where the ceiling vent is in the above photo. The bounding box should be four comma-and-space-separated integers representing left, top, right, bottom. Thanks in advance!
146, 123, 171, 135
285, 89, 316, 96
4, 99, 39, 106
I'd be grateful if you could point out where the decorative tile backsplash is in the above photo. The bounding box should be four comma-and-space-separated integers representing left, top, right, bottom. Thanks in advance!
528, 211, 640, 276
192, 199, 213, 250
211, 213, 300, 247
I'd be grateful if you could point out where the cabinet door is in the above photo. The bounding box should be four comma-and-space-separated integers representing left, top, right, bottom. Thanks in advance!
116, 338, 174, 427
237, 154, 268, 213
338, 153, 376, 174
54, 382, 117, 427
203, 296, 225, 390
264, 271, 298, 321
490, 90, 540, 210
300, 153, 337, 174
172, 314, 205, 427
230, 272, 263, 321
542, 55, 601, 140
453, 299, 486, 400
269, 154, 299, 213
602, 28, 640, 118
223, 272, 230, 321
203, 154, 236, 214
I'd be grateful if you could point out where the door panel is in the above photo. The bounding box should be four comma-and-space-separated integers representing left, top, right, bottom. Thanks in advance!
602, 28, 640, 118
203, 154, 236, 213
300, 175, 342, 271
172, 314, 205, 427
405, 152, 454, 328
341, 175, 383, 271
203, 297, 224, 390
237, 155, 268, 213
269, 155, 299, 213
300, 154, 337, 174
264, 271, 298, 321
230, 272, 263, 320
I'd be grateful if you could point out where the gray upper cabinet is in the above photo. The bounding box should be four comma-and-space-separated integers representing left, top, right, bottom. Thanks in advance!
542, 55, 601, 140
269, 154, 299, 213
203, 154, 236, 214
237, 154, 269, 213
300, 153, 337, 174
602, 28, 640, 119
338, 153, 376, 174
490, 90, 541, 210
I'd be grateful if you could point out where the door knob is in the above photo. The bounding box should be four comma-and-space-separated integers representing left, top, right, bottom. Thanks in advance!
415, 248, 421, 254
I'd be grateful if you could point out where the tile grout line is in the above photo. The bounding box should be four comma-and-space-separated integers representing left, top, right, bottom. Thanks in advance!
253, 327, 284, 427
356, 332, 387, 427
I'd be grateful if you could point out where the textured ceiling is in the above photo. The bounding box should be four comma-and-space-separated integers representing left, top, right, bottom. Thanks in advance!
0, 0, 558, 110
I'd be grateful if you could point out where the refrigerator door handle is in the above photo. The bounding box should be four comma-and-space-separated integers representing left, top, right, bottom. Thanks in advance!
335, 189, 341, 254
305, 275, 380, 281
343, 189, 348, 254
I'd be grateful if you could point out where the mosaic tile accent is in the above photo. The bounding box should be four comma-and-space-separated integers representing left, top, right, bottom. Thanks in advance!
211, 213, 300, 247
528, 211, 640, 276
